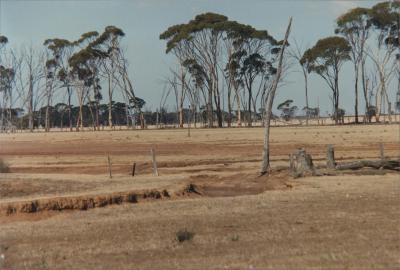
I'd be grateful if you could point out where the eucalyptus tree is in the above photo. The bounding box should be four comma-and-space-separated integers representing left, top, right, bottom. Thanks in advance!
130, 96, 145, 128
301, 36, 351, 124
43, 38, 74, 131
68, 31, 104, 130
113, 46, 137, 128
0, 35, 15, 129
159, 24, 190, 128
290, 41, 311, 124
69, 43, 108, 129
277, 99, 298, 121
225, 22, 278, 127
368, 1, 400, 122
160, 13, 230, 128
10, 45, 45, 131
0, 65, 15, 128
90, 26, 125, 128
336, 7, 372, 123
223, 35, 240, 127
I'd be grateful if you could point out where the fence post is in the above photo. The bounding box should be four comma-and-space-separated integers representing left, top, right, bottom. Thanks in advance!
107, 155, 112, 178
151, 148, 159, 176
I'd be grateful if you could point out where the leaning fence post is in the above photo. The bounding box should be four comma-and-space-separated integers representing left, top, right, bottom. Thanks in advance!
131, 162, 136, 177
151, 148, 159, 176
326, 144, 336, 169
107, 155, 112, 178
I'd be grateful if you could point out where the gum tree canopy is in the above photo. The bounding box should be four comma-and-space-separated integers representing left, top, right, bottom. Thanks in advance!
160, 13, 230, 128
301, 36, 351, 124
160, 12, 279, 128
336, 7, 372, 123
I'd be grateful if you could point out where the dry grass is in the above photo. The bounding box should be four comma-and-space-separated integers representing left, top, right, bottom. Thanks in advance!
0, 124, 399, 269
0, 175, 399, 269
0, 159, 9, 173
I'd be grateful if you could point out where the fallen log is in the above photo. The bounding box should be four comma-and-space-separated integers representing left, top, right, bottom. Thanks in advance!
335, 160, 400, 171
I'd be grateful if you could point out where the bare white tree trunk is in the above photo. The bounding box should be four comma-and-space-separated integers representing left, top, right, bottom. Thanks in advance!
260, 17, 292, 175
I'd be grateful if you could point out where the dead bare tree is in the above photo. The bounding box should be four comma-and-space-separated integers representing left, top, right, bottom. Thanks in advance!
289, 39, 311, 125
366, 45, 397, 122
12, 45, 45, 132
260, 17, 292, 175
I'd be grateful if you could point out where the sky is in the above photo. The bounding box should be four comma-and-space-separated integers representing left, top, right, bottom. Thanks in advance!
1, 0, 392, 116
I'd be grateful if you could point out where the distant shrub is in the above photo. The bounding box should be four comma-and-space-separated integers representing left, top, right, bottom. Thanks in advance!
231, 234, 239, 242
176, 229, 194, 243
0, 159, 9, 173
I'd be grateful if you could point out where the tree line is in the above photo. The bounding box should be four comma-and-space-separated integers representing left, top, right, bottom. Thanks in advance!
0, 1, 399, 132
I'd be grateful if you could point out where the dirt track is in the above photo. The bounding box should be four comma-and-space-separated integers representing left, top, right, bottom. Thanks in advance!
0, 125, 399, 269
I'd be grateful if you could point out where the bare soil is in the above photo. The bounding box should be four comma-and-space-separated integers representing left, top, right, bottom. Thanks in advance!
0, 125, 399, 269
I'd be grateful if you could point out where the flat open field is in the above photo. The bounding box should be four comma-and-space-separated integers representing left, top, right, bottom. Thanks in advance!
0, 124, 399, 269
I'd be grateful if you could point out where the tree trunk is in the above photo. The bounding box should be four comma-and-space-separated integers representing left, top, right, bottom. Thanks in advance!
28, 74, 34, 132
376, 68, 385, 123
303, 69, 309, 126
67, 86, 72, 131
260, 17, 292, 175
236, 88, 241, 127
179, 107, 184, 128
207, 88, 213, 128
179, 65, 185, 128
354, 63, 359, 124
227, 86, 232, 127
45, 89, 51, 132
108, 74, 113, 128
248, 87, 252, 127
216, 95, 223, 128
361, 58, 370, 123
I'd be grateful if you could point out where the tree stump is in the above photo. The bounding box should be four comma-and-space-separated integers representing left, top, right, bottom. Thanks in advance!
326, 145, 336, 169
289, 148, 315, 178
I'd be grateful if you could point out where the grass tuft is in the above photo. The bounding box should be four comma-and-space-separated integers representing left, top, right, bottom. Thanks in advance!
176, 229, 194, 243
0, 159, 9, 173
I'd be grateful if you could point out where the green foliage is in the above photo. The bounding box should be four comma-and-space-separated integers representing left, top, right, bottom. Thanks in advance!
0, 35, 8, 44
335, 7, 371, 36
277, 99, 298, 121
160, 13, 229, 53
183, 58, 207, 88
75, 31, 99, 45
43, 38, 72, 53
277, 99, 293, 110
300, 36, 351, 75
225, 20, 277, 46
0, 65, 15, 93
370, 1, 400, 46
90, 25, 125, 48
160, 13, 278, 54
130, 97, 146, 110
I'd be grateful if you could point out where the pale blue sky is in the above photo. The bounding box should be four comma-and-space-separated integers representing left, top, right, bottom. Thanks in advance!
1, 0, 389, 115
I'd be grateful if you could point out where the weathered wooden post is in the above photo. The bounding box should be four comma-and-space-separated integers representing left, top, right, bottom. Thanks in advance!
379, 143, 385, 161
151, 148, 159, 176
132, 162, 136, 177
107, 155, 112, 178
326, 144, 336, 169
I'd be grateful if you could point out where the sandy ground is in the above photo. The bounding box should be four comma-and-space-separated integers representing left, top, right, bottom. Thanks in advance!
0, 124, 399, 269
